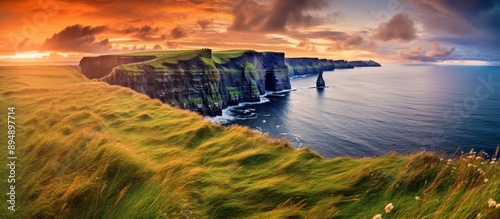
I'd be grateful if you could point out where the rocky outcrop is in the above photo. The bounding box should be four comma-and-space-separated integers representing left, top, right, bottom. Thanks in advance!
80, 55, 156, 79
316, 72, 325, 87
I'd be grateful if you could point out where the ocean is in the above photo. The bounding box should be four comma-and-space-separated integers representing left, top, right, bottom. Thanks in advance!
217, 64, 500, 158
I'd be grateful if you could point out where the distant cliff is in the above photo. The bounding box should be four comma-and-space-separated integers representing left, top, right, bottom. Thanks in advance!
79, 49, 380, 116
79, 55, 156, 79
332, 60, 354, 69
348, 60, 382, 67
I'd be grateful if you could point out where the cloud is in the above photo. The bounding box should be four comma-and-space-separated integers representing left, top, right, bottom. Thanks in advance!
326, 33, 376, 52
166, 41, 179, 49
118, 25, 166, 41
402, 0, 500, 61
196, 19, 213, 30
153, 44, 162, 50
41, 24, 111, 53
297, 41, 316, 51
170, 26, 187, 39
405, 0, 500, 36
291, 30, 348, 42
393, 42, 455, 62
229, 0, 329, 32
372, 13, 417, 42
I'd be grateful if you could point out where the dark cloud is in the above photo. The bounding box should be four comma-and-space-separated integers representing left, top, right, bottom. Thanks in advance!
118, 25, 166, 41
326, 33, 375, 51
402, 0, 500, 60
166, 41, 179, 49
262, 0, 328, 31
170, 26, 187, 39
229, 0, 330, 32
393, 42, 455, 62
196, 19, 213, 30
41, 24, 111, 53
404, 0, 500, 36
373, 13, 417, 42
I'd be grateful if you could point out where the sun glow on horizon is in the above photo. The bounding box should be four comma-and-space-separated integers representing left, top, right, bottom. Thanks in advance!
5, 52, 52, 60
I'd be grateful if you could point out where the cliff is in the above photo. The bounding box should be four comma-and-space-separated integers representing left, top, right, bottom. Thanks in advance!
319, 59, 335, 71
80, 49, 291, 116
285, 58, 337, 77
348, 60, 382, 67
285, 58, 324, 76
79, 55, 157, 79
332, 60, 354, 69
213, 50, 291, 107
100, 49, 224, 116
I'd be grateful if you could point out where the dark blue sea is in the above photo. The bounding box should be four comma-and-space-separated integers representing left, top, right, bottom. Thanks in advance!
215, 64, 500, 158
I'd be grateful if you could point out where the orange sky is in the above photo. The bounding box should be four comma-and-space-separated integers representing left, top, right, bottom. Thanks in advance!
1, 0, 499, 65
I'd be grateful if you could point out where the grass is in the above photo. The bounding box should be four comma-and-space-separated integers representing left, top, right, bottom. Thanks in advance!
213, 50, 252, 64
115, 49, 213, 72
115, 50, 199, 57
0, 66, 499, 218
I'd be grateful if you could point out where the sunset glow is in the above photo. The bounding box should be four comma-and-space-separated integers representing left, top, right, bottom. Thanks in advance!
1, 0, 499, 65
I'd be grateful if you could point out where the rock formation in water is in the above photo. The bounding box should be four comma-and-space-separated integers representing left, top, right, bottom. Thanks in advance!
316, 72, 325, 87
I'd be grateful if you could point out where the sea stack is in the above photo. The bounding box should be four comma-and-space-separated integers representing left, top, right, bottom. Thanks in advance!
316, 72, 325, 87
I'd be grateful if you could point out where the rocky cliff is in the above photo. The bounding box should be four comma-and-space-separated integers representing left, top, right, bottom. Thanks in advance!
285, 58, 337, 77
348, 60, 382, 67
214, 50, 290, 107
100, 49, 223, 116
80, 49, 291, 116
285, 58, 324, 76
332, 60, 354, 69
319, 59, 335, 71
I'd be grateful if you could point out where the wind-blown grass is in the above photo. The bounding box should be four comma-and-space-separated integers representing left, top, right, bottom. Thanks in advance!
0, 66, 499, 218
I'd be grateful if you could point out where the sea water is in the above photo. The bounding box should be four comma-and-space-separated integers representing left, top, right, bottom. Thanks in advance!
222, 64, 500, 158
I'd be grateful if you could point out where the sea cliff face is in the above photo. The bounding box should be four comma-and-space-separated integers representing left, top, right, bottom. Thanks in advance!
285, 58, 323, 76
214, 51, 291, 108
285, 58, 337, 77
80, 49, 292, 116
100, 49, 224, 116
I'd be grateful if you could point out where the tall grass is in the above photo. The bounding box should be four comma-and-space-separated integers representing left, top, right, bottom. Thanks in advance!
0, 66, 499, 218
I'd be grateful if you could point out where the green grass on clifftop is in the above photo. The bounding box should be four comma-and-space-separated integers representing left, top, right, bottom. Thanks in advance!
0, 66, 499, 218
213, 50, 252, 64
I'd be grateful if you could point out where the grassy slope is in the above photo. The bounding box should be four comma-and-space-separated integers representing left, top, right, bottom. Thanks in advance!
0, 66, 499, 218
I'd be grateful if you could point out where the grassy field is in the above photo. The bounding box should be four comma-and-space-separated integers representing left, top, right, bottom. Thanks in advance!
0, 66, 499, 218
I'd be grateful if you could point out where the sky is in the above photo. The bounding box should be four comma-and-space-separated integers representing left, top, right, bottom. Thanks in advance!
0, 0, 499, 65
